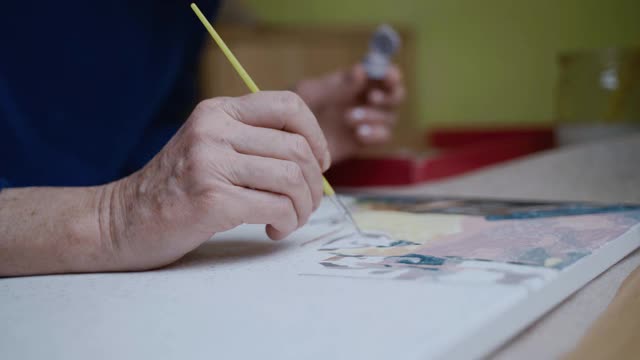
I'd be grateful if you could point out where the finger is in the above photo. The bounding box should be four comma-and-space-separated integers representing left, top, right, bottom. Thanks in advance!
330, 63, 368, 101
222, 91, 331, 171
366, 84, 406, 108
368, 88, 386, 105
355, 124, 392, 145
266, 224, 292, 241
223, 186, 298, 240
298, 63, 368, 106
227, 124, 324, 210
228, 154, 314, 228
384, 66, 406, 106
365, 65, 405, 107
383, 65, 403, 88
345, 107, 397, 128
387, 83, 406, 106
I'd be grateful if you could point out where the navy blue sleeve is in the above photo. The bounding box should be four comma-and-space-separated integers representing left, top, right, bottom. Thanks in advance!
0, 178, 8, 191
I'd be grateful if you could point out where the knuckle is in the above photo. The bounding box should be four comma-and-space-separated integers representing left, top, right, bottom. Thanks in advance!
197, 97, 228, 112
196, 97, 237, 123
187, 112, 235, 148
283, 162, 305, 186
186, 110, 216, 143
218, 97, 241, 119
193, 100, 214, 119
290, 135, 313, 161
185, 120, 208, 145
279, 90, 305, 111
193, 100, 209, 115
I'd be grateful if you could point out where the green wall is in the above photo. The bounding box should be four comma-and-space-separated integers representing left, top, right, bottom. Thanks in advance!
244, 0, 640, 127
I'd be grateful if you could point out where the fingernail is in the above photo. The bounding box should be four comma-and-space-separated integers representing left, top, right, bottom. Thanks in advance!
357, 124, 374, 138
322, 148, 332, 171
349, 108, 366, 122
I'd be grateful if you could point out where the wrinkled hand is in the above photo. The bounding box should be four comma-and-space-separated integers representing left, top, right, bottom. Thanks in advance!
295, 64, 405, 163
102, 91, 330, 270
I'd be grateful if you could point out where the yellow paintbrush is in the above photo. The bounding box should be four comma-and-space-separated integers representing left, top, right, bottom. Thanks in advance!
190, 3, 361, 233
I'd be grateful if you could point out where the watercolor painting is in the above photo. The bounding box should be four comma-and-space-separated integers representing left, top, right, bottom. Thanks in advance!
309, 196, 640, 286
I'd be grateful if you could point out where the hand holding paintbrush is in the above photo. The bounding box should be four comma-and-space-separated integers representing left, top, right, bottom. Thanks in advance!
191, 3, 363, 233
293, 27, 405, 163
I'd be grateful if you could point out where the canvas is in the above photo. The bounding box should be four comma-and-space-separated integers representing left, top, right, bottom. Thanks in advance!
306, 196, 640, 286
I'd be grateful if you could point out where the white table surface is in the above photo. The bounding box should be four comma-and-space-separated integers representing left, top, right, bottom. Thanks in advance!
2, 133, 638, 360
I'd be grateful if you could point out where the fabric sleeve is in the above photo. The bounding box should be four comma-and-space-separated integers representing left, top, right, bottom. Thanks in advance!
0, 178, 9, 191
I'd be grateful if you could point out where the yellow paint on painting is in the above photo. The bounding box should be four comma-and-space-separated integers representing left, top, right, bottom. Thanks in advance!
335, 210, 464, 257
544, 257, 563, 268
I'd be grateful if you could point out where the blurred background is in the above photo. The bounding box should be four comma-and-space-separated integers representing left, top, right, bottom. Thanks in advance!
200, 0, 640, 186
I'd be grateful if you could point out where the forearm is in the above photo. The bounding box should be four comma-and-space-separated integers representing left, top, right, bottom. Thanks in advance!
0, 185, 117, 276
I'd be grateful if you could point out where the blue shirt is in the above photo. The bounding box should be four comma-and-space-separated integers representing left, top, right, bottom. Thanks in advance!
0, 1, 220, 188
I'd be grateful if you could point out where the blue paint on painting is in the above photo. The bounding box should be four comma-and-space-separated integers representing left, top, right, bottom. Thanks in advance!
409, 266, 439, 272
486, 204, 640, 221
387, 254, 446, 266
622, 210, 640, 222
376, 240, 420, 248
518, 247, 550, 266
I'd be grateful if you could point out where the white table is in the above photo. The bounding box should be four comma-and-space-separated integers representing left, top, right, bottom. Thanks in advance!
2, 134, 638, 359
